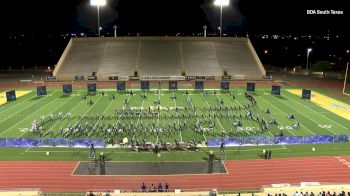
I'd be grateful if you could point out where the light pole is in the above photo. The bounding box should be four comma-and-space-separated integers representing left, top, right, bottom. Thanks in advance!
306, 48, 312, 72
113, 25, 118, 37
203, 25, 207, 37
91, 0, 106, 37
214, 0, 229, 37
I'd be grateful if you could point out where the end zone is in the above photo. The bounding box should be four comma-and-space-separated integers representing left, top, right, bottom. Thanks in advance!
287, 89, 350, 121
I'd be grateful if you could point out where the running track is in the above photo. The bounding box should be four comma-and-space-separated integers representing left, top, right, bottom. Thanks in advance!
1, 156, 350, 192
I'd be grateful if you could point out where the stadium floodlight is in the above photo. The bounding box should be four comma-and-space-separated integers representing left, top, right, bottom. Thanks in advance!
214, 0, 229, 37
306, 48, 312, 72
90, 0, 106, 37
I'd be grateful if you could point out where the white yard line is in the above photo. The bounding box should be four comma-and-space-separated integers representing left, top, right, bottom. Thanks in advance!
284, 92, 348, 130
0, 91, 58, 124
73, 96, 104, 127
257, 96, 297, 136
16, 95, 77, 138
173, 93, 183, 143
260, 95, 316, 135
233, 95, 274, 137
200, 92, 225, 131
156, 90, 161, 144
132, 98, 145, 140
270, 94, 336, 135
91, 96, 115, 129
0, 93, 37, 115
0, 92, 63, 137
25, 147, 31, 152
41, 99, 85, 137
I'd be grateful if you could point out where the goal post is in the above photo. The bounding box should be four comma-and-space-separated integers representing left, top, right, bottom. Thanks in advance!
343, 62, 349, 96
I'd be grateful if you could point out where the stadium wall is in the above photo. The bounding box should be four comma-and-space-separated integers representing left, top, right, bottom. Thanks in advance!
53, 38, 73, 77
247, 38, 266, 78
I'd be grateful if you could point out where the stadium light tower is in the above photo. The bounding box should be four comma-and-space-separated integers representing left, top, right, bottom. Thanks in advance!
91, 0, 106, 37
214, 0, 229, 37
306, 48, 312, 72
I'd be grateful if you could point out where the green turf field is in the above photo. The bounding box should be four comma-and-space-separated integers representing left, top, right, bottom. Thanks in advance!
0, 87, 349, 161
0, 87, 349, 140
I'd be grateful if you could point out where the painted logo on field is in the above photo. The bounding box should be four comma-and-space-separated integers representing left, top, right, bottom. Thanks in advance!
330, 103, 349, 111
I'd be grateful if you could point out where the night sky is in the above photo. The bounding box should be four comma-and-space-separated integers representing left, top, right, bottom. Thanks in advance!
0, 0, 348, 69
0, 0, 348, 35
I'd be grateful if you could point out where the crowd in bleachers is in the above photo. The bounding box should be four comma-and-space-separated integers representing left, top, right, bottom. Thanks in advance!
86, 182, 170, 196
267, 191, 350, 196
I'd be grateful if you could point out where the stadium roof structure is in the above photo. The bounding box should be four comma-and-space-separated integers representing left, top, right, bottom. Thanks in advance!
53, 37, 266, 81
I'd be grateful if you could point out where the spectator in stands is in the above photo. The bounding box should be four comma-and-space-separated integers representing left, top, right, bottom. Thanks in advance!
88, 190, 94, 196
141, 182, 146, 192
165, 182, 169, 192
150, 183, 156, 192
105, 190, 111, 196
294, 191, 300, 196
158, 183, 163, 192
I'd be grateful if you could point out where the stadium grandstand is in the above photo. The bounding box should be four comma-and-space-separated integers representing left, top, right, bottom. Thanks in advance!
53, 37, 266, 81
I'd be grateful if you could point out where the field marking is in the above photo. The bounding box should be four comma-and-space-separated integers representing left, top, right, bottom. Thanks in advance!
0, 90, 31, 106
42, 99, 86, 137
225, 146, 287, 152
269, 93, 335, 135
0, 92, 37, 115
156, 90, 161, 144
15, 94, 78, 138
217, 93, 253, 134
0, 91, 59, 124
285, 91, 348, 130
91, 95, 115, 133
72, 96, 104, 127
263, 94, 317, 135
0, 92, 62, 137
25, 150, 74, 153
200, 92, 225, 131
25, 147, 31, 152
233, 94, 274, 137
274, 92, 337, 135
132, 98, 145, 141
257, 95, 298, 136
112, 94, 133, 141
261, 96, 317, 135
173, 93, 183, 143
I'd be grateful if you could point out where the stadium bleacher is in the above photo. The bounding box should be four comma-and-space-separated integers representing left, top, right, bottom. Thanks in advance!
53, 37, 265, 81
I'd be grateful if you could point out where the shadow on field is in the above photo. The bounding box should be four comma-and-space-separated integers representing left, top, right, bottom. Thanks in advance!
273, 95, 287, 100
30, 96, 45, 100
87, 93, 96, 96
59, 95, 71, 98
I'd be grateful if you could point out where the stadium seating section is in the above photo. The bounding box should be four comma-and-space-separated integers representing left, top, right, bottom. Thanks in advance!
53, 37, 265, 81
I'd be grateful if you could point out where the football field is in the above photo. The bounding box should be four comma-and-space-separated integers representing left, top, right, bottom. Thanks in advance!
0, 87, 349, 145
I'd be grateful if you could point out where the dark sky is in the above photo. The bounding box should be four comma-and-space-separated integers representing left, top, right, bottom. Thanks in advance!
0, 0, 348, 35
